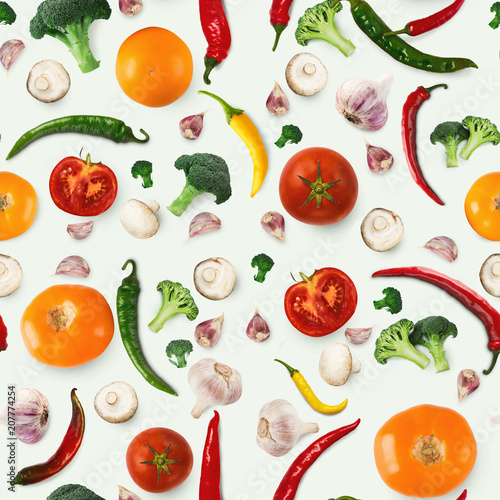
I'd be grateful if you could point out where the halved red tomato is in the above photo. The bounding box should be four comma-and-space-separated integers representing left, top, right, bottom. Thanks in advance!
49, 153, 118, 216
284, 267, 357, 337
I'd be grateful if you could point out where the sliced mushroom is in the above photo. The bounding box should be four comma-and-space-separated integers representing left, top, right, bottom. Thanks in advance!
0, 254, 23, 297
120, 199, 160, 239
285, 53, 328, 96
27, 60, 71, 103
361, 208, 404, 252
319, 343, 361, 386
480, 254, 500, 297
193, 257, 236, 300
94, 381, 138, 423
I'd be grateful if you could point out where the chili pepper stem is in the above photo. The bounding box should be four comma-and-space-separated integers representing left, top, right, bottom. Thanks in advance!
383, 27, 409, 36
274, 358, 298, 376
424, 83, 448, 93
484, 351, 500, 375
272, 24, 287, 51
203, 57, 219, 85
198, 90, 243, 124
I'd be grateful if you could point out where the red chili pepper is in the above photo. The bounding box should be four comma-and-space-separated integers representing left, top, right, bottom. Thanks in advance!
273, 419, 360, 500
372, 266, 500, 375
270, 0, 295, 51
384, 0, 466, 37
199, 410, 221, 500
402, 84, 448, 206
199, 0, 231, 85
12, 388, 85, 486
0, 314, 7, 351
457, 489, 467, 500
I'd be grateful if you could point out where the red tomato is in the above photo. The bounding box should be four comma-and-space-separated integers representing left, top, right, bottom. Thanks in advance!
49, 154, 118, 216
279, 147, 358, 226
284, 268, 358, 337
126, 427, 193, 493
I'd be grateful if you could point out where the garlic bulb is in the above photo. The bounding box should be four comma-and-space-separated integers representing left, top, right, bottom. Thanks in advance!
0, 388, 49, 444
256, 399, 319, 457
188, 358, 242, 418
336, 74, 393, 131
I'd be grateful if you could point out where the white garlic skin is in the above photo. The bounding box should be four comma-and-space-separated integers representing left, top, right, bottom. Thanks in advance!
256, 399, 319, 457
188, 358, 242, 418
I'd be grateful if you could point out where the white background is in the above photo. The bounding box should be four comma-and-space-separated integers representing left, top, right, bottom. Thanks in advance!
1, 0, 500, 499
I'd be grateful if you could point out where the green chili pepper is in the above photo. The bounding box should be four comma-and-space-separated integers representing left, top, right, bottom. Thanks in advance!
116, 260, 178, 397
6, 115, 150, 160
343, 0, 477, 73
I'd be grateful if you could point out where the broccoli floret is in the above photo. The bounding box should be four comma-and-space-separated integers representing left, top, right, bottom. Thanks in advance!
430, 121, 470, 168
47, 484, 104, 500
29, 0, 111, 73
374, 319, 430, 369
410, 316, 458, 373
166, 339, 193, 368
275, 124, 303, 149
167, 153, 232, 217
373, 287, 402, 315
251, 253, 274, 283
295, 0, 355, 58
0, 2, 15, 25
459, 116, 500, 160
490, 2, 500, 29
148, 280, 199, 333
131, 160, 153, 188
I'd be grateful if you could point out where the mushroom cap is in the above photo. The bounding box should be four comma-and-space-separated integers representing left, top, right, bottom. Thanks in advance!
319, 343, 353, 386
120, 199, 160, 239
361, 208, 404, 252
0, 254, 23, 297
94, 381, 138, 424
193, 257, 236, 300
480, 254, 500, 297
285, 52, 328, 97
26, 59, 71, 103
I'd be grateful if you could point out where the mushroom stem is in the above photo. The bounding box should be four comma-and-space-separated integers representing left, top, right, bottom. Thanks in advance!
105, 392, 118, 405
202, 267, 217, 283
0, 262, 5, 276
35, 76, 49, 91
303, 63, 316, 75
373, 216, 388, 231
493, 263, 500, 277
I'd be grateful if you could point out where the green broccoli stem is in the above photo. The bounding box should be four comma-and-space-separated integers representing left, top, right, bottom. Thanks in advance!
254, 270, 267, 283
142, 176, 153, 189
55, 22, 100, 73
428, 345, 450, 373
275, 136, 288, 148
172, 355, 188, 369
399, 343, 431, 370
490, 17, 500, 30
149, 303, 183, 333
460, 137, 483, 161
373, 299, 387, 310
167, 183, 204, 217
445, 144, 460, 168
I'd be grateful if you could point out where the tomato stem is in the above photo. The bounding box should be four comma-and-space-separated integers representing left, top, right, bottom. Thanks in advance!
298, 162, 341, 209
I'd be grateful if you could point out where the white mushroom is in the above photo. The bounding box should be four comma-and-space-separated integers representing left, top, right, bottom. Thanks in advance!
319, 343, 361, 386
480, 254, 500, 297
94, 381, 138, 423
193, 257, 236, 300
361, 208, 404, 252
285, 53, 328, 96
27, 60, 71, 103
120, 199, 160, 239
0, 254, 23, 297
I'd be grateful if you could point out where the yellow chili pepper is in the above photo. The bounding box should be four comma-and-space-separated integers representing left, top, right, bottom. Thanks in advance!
275, 359, 348, 415
198, 90, 268, 197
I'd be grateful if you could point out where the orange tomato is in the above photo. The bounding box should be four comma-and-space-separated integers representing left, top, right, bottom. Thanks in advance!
374, 404, 477, 498
465, 172, 500, 241
115, 27, 193, 107
0, 171, 37, 241
20, 285, 114, 368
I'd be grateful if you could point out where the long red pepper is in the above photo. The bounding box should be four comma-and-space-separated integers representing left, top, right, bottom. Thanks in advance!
0, 314, 7, 351
199, 410, 221, 500
384, 0, 466, 37
12, 388, 85, 486
402, 84, 448, 206
372, 266, 500, 375
200, 0, 231, 85
270, 0, 295, 51
457, 489, 467, 500
273, 419, 360, 500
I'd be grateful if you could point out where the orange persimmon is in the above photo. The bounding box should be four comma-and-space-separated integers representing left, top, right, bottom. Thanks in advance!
374, 404, 476, 498
20, 284, 114, 368
0, 171, 37, 241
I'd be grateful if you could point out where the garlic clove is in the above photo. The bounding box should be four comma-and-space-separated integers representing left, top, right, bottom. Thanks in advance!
67, 219, 95, 240
194, 314, 224, 348
119, 0, 143, 15
364, 137, 394, 173
266, 82, 289, 116
179, 110, 209, 140
261, 211, 285, 242
246, 307, 270, 342
0, 39, 24, 71
457, 369, 480, 402
52, 256, 90, 278
344, 327, 373, 345
118, 485, 142, 500
188, 212, 221, 241
422, 236, 458, 263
